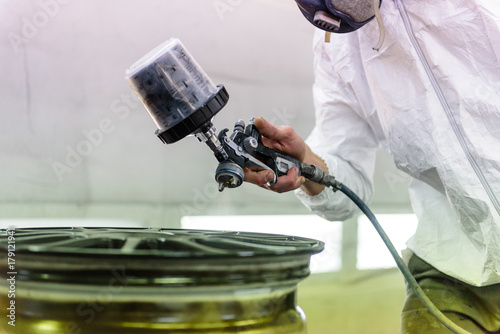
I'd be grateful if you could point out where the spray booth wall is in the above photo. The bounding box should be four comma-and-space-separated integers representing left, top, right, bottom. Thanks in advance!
0, 0, 411, 227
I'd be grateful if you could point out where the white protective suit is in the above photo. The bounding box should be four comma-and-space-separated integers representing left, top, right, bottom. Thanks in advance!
295, 0, 500, 286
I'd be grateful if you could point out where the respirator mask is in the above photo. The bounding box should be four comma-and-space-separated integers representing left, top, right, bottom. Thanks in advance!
295, 0, 385, 50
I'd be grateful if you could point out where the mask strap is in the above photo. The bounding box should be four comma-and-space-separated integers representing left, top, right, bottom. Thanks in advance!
372, 0, 386, 51
325, 31, 332, 43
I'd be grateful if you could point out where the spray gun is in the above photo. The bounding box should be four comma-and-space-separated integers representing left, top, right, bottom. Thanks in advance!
125, 38, 336, 193
125, 38, 470, 334
203, 117, 336, 192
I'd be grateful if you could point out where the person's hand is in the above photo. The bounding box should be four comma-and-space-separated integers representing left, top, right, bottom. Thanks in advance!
243, 117, 326, 195
243, 117, 306, 193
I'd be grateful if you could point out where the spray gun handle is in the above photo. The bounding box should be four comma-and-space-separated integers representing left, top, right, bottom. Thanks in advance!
253, 143, 336, 188
242, 120, 336, 187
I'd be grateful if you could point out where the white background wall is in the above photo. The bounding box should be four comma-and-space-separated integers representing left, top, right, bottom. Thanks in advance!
0, 0, 411, 228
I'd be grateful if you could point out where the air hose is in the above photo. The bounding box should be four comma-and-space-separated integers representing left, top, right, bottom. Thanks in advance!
327, 179, 471, 334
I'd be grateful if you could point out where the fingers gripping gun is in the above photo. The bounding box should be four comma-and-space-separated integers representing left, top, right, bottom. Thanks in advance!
200, 118, 338, 192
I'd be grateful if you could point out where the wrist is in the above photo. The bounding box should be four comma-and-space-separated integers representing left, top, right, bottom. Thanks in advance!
302, 145, 316, 165
300, 145, 328, 196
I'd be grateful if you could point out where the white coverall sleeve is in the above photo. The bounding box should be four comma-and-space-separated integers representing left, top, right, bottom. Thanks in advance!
295, 34, 380, 221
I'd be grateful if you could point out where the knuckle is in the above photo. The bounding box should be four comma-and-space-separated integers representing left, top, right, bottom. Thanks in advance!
280, 126, 295, 138
271, 176, 298, 193
276, 188, 289, 194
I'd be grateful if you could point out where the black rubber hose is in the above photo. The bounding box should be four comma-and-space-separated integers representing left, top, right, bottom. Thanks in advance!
336, 181, 470, 334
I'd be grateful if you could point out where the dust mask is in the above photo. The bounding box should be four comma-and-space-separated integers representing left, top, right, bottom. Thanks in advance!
295, 0, 385, 50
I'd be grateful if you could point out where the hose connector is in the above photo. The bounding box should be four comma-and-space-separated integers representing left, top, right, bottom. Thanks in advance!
300, 164, 339, 189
